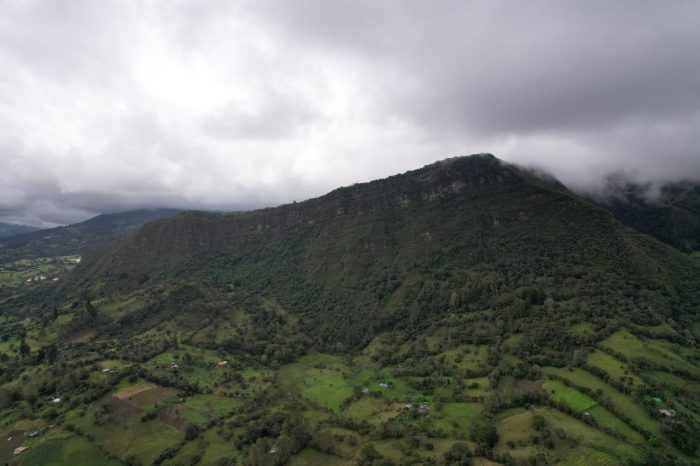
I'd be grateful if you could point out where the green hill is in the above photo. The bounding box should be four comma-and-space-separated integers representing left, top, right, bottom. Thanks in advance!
75, 155, 700, 351
0, 208, 182, 263
2, 155, 700, 465
0, 222, 39, 239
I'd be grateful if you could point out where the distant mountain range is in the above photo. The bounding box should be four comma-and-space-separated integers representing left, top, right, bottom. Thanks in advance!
0, 222, 39, 239
0, 208, 181, 263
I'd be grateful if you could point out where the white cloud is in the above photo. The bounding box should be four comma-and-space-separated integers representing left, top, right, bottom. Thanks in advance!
0, 0, 699, 225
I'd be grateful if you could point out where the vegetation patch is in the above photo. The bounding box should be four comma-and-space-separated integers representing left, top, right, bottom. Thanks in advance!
542, 380, 597, 412
287, 447, 354, 466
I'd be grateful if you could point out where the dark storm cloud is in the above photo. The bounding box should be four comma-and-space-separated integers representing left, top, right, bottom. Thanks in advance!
1, 1, 699, 225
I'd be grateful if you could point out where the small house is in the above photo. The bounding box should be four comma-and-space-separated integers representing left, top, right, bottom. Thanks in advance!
418, 402, 430, 414
658, 409, 676, 417
378, 382, 389, 389
652, 397, 663, 403
14, 446, 29, 455
361, 388, 369, 395
51, 397, 61, 404
216, 360, 228, 367
26, 429, 39, 437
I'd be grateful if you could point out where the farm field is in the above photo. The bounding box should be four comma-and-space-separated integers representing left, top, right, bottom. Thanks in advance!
600, 330, 700, 377
542, 380, 597, 411
287, 447, 355, 465
586, 350, 645, 389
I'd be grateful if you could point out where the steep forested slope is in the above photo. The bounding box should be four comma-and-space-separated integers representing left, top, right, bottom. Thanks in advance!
593, 179, 700, 253
3, 155, 700, 465
73, 155, 700, 351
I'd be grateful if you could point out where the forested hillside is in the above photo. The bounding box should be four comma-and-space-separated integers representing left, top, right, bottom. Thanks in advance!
75, 155, 700, 352
1, 155, 699, 465
593, 178, 700, 254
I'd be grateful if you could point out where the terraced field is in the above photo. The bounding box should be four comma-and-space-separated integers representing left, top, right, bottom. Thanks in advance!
542, 380, 597, 411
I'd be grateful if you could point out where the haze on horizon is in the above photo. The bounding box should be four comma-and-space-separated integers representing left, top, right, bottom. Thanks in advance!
1, 0, 699, 226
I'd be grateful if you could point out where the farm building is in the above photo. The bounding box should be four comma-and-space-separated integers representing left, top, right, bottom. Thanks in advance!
14, 446, 29, 455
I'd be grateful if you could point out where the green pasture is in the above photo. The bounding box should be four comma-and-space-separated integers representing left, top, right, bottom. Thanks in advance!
278, 354, 354, 411
287, 447, 354, 466
19, 434, 121, 466
542, 367, 660, 435
586, 350, 644, 389
600, 330, 700, 376
431, 402, 482, 434
543, 380, 597, 412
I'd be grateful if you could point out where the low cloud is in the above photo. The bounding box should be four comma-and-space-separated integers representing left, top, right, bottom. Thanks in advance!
1, 1, 699, 225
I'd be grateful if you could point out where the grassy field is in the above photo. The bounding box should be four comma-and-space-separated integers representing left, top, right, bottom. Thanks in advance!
542, 380, 597, 411
561, 445, 621, 466
642, 370, 688, 390
180, 394, 240, 423
72, 410, 182, 465
19, 432, 121, 466
494, 407, 644, 464
586, 405, 644, 442
198, 427, 240, 465
431, 402, 482, 434
287, 447, 354, 465
569, 322, 595, 337
543, 367, 660, 435
440, 344, 490, 371
600, 330, 700, 376
278, 353, 355, 411
586, 350, 644, 389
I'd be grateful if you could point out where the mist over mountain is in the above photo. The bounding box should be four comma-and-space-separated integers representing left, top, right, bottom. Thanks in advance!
2, 2, 700, 464
0, 222, 39, 239
1, 1, 699, 226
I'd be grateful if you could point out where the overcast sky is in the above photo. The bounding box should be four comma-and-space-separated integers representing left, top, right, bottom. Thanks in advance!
1, 1, 699, 226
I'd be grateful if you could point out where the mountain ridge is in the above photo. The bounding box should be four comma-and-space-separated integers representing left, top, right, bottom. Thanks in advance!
70, 154, 700, 350
0, 208, 182, 263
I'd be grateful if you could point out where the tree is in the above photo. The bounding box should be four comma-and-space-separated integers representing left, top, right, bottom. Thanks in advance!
532, 414, 546, 431
469, 418, 499, 447
184, 424, 200, 441
444, 442, 471, 465
19, 339, 30, 355
359, 444, 383, 466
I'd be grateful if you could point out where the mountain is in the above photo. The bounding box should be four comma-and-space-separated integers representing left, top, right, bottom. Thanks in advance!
0, 208, 182, 263
0, 222, 39, 239
592, 177, 700, 254
74, 154, 700, 349
2, 155, 700, 466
